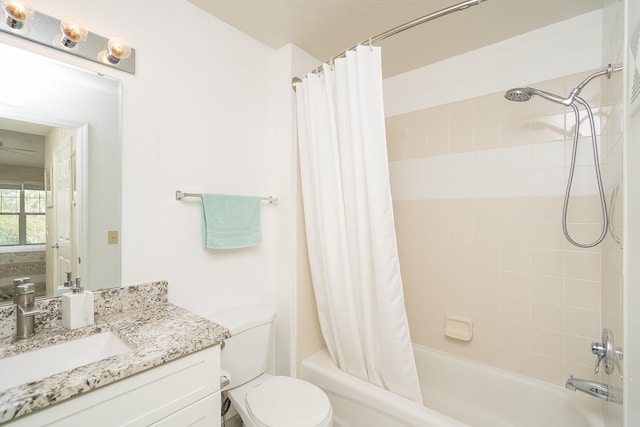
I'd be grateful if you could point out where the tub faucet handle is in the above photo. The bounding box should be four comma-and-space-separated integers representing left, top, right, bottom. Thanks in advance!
592, 342, 606, 374
591, 328, 623, 375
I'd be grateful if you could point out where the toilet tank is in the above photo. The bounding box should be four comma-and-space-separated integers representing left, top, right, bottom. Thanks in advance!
206, 305, 275, 388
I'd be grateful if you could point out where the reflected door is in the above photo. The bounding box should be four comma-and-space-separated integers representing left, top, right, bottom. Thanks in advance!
53, 136, 73, 288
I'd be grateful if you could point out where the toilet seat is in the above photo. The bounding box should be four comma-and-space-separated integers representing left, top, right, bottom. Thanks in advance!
245, 376, 332, 427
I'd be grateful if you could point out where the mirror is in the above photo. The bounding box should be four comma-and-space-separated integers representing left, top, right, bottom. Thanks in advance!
0, 42, 122, 304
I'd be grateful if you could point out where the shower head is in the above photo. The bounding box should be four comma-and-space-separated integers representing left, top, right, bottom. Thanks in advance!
504, 88, 533, 102
504, 87, 568, 105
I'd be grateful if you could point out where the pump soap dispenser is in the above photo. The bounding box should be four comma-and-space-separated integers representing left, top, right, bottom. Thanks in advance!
62, 278, 94, 330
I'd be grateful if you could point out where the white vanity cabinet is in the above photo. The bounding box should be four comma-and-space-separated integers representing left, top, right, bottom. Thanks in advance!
8, 345, 221, 427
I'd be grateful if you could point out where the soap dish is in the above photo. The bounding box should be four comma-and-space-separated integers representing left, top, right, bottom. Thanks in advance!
444, 315, 473, 341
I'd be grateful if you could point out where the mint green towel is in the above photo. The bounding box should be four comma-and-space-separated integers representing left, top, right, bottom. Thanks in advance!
201, 194, 262, 249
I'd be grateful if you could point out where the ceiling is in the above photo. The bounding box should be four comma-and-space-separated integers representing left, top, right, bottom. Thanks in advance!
0, 118, 49, 169
187, 0, 603, 77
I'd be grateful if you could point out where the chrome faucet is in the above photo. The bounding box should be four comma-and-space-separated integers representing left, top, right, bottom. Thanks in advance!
15, 283, 41, 339
592, 328, 623, 375
565, 375, 623, 404
12, 277, 31, 303
565, 375, 608, 400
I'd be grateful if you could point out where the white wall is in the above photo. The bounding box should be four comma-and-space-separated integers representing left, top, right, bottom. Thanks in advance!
0, 0, 293, 319
383, 10, 603, 117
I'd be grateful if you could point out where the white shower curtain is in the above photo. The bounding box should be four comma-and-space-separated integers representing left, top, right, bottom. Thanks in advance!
295, 45, 423, 404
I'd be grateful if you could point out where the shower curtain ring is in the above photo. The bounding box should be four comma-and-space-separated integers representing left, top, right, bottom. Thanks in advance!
369, 37, 373, 50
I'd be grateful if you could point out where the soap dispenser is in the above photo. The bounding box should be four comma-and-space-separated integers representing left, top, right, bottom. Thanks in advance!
62, 278, 94, 330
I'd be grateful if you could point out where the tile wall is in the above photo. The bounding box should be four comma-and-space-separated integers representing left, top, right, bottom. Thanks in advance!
387, 70, 619, 387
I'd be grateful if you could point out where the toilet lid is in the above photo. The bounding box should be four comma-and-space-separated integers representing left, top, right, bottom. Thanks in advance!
245, 376, 332, 427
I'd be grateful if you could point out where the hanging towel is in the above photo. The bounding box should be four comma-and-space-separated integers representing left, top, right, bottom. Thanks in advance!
201, 194, 262, 249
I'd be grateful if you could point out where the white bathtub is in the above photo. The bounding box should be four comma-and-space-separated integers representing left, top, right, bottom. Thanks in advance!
301, 344, 604, 427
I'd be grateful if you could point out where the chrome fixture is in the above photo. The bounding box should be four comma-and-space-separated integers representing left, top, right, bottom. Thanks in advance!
565, 375, 622, 403
504, 65, 622, 248
58, 17, 88, 48
15, 282, 40, 339
1, 0, 34, 30
12, 277, 30, 303
0, 5, 135, 73
64, 271, 74, 288
592, 328, 623, 375
292, 0, 487, 88
98, 37, 132, 65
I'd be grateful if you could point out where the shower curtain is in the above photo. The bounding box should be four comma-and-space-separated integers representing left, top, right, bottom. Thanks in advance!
295, 45, 423, 404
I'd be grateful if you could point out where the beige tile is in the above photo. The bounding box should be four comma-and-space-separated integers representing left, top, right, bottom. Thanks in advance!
565, 307, 600, 338
501, 118, 531, 147
562, 223, 604, 252
472, 268, 501, 294
500, 247, 530, 273
501, 296, 531, 325
473, 292, 501, 317
529, 222, 564, 250
565, 278, 601, 310
531, 301, 564, 332
387, 137, 428, 161
500, 271, 530, 299
531, 113, 567, 143
565, 334, 598, 367
500, 197, 533, 222
475, 93, 503, 124
450, 98, 474, 124
529, 354, 565, 386
473, 122, 501, 150
531, 327, 564, 359
427, 105, 449, 156
474, 245, 500, 270
528, 196, 564, 223
474, 221, 501, 246
405, 288, 429, 343
564, 195, 603, 223
385, 114, 407, 142
530, 249, 564, 277
473, 198, 502, 222
565, 251, 601, 281
406, 109, 428, 139
500, 222, 532, 248
449, 124, 474, 154
531, 275, 564, 304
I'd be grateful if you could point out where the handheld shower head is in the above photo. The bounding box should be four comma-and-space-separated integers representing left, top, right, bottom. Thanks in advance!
504, 87, 568, 105
504, 88, 533, 102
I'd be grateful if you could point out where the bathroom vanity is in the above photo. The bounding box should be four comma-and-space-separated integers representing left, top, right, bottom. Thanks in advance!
0, 281, 230, 426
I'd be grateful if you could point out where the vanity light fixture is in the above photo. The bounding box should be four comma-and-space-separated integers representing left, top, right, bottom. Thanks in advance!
1, 0, 34, 30
0, 5, 135, 73
98, 37, 131, 64
59, 17, 87, 48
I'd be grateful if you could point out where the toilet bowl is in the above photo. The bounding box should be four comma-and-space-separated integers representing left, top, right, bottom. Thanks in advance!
207, 306, 332, 427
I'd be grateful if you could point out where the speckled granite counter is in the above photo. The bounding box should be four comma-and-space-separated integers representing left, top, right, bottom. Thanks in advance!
0, 281, 230, 423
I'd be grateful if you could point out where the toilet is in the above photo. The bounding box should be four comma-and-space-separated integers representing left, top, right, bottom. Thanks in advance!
208, 305, 332, 427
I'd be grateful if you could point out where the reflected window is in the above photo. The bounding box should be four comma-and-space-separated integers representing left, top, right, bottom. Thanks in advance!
0, 183, 45, 246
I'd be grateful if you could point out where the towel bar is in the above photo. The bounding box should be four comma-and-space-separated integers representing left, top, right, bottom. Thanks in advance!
175, 190, 278, 205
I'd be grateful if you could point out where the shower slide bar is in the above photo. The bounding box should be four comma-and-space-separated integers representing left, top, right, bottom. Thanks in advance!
292, 0, 487, 86
175, 190, 278, 205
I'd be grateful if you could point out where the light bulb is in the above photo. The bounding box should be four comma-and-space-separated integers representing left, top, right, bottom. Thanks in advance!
98, 37, 131, 65
106, 37, 131, 63
2, 0, 34, 29
59, 18, 88, 48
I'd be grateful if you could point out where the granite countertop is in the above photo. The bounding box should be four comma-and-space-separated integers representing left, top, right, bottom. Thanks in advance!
0, 281, 230, 423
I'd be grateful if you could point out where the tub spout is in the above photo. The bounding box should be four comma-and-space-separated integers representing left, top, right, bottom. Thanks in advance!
565, 375, 609, 401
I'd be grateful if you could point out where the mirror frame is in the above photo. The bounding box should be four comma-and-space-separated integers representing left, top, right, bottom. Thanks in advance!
0, 42, 122, 300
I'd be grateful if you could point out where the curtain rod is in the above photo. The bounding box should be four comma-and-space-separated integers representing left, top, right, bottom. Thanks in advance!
292, 0, 487, 88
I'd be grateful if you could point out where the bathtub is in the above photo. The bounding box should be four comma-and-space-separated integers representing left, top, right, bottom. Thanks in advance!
301, 344, 604, 426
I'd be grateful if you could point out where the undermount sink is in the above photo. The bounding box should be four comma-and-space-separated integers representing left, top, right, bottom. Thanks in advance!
0, 331, 131, 391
